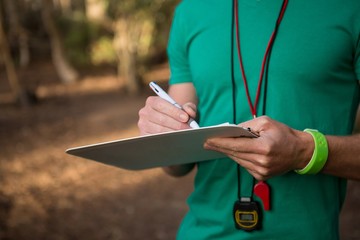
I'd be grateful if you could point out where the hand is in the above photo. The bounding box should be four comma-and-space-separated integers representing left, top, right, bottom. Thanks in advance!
204, 116, 313, 181
138, 96, 197, 135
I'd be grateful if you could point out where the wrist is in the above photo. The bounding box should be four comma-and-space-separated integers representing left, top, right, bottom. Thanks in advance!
295, 129, 329, 175
295, 130, 315, 170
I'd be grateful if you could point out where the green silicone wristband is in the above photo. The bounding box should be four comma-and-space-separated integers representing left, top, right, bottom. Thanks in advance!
295, 129, 329, 175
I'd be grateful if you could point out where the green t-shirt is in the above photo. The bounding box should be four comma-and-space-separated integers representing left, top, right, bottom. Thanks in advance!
168, 0, 360, 239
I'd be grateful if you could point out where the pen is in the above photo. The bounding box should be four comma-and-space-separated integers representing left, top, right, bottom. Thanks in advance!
149, 81, 200, 129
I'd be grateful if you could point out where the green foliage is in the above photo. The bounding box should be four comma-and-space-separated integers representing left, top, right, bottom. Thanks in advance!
107, 0, 153, 19
57, 14, 109, 66
107, 0, 179, 67
150, 0, 179, 54
54, 0, 180, 67
90, 36, 116, 65
2, 0, 180, 69
107, 0, 179, 30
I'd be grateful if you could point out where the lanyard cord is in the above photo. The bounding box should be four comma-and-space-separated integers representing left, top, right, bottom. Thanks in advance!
231, 0, 237, 125
231, 0, 244, 200
231, 0, 289, 200
262, 0, 288, 115
234, 0, 288, 118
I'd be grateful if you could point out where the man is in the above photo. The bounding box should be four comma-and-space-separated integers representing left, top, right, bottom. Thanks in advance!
138, 0, 360, 239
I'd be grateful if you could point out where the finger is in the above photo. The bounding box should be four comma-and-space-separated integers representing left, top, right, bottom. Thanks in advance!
139, 120, 178, 135
148, 96, 190, 123
143, 97, 191, 129
204, 137, 260, 155
138, 103, 190, 134
239, 116, 273, 134
204, 136, 273, 180
204, 140, 264, 167
182, 102, 197, 119
149, 106, 189, 129
140, 106, 190, 131
239, 163, 267, 181
232, 157, 271, 181
204, 136, 275, 170
225, 154, 269, 181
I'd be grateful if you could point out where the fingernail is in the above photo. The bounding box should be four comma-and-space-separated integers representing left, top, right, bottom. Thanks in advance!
204, 142, 212, 150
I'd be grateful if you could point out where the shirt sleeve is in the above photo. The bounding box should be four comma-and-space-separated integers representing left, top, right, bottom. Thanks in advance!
167, 5, 193, 85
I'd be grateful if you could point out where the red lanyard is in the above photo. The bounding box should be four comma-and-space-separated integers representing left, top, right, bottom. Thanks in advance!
233, 0, 289, 213
234, 0, 289, 118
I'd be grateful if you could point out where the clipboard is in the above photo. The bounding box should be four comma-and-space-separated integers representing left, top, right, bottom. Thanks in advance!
66, 124, 258, 170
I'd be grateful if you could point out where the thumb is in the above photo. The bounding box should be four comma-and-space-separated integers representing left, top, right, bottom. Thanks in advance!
182, 102, 197, 119
239, 116, 272, 133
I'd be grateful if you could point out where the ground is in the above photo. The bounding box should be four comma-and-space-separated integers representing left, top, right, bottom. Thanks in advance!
0, 63, 359, 239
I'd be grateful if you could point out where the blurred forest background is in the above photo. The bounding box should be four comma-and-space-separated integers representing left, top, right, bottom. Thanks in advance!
0, 0, 359, 239
0, 0, 178, 102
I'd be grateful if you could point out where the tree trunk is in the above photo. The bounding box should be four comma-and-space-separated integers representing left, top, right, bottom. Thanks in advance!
113, 18, 142, 95
0, 2, 30, 107
53, 0, 71, 15
41, 0, 78, 84
119, 44, 139, 94
4, 0, 30, 68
